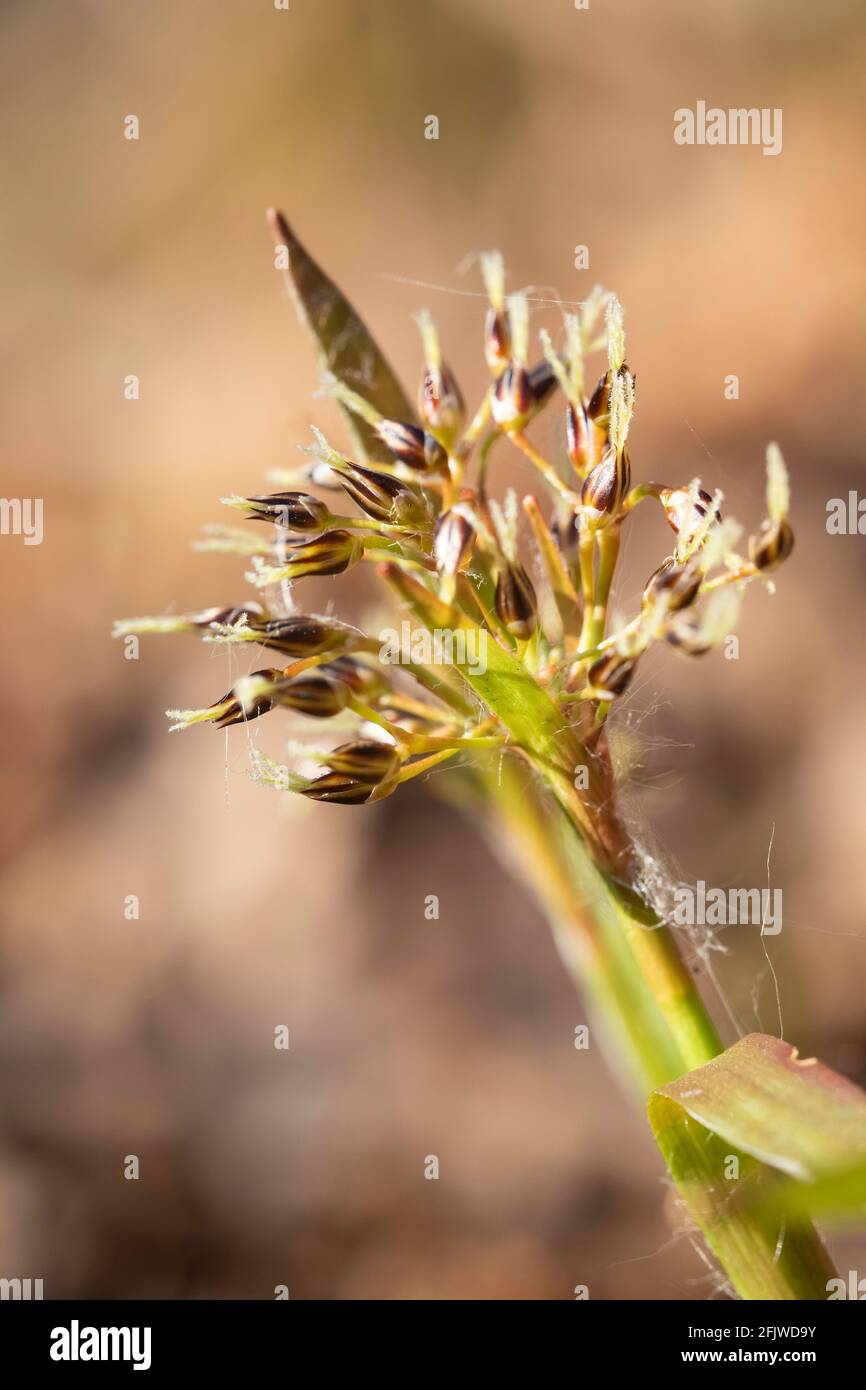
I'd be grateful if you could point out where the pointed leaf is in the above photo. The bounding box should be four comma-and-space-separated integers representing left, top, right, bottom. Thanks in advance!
268, 210, 416, 461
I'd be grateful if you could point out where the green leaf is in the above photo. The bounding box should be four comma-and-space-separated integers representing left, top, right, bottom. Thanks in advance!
648, 1033, 866, 1298
267, 210, 416, 461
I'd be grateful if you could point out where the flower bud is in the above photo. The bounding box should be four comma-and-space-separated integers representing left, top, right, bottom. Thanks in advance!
302, 772, 378, 805
281, 529, 364, 578
418, 361, 465, 442
246, 615, 354, 657
586, 370, 611, 422
337, 462, 429, 527
565, 401, 592, 475
643, 560, 701, 613
319, 655, 389, 700
276, 672, 351, 718
433, 509, 475, 580
495, 563, 538, 640
240, 492, 331, 530
484, 308, 511, 374
210, 669, 285, 728
324, 740, 403, 783
748, 519, 794, 573
586, 652, 636, 699
581, 446, 630, 524
373, 419, 448, 475
491, 364, 534, 430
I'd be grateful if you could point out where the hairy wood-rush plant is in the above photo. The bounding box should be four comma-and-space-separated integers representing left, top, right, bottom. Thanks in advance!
116, 213, 866, 1299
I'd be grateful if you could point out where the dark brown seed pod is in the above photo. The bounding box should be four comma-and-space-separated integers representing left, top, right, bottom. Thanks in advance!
241, 493, 331, 530
319, 655, 389, 700
643, 560, 702, 613
749, 519, 795, 572
418, 361, 465, 439
586, 370, 611, 421
526, 359, 557, 410
337, 462, 428, 527
375, 420, 427, 469
275, 672, 351, 718
302, 772, 376, 805
566, 401, 592, 475
490, 363, 535, 429
277, 529, 364, 579
324, 740, 403, 783
495, 563, 538, 640
586, 652, 636, 699
581, 446, 630, 522
484, 307, 511, 374
433, 509, 474, 578
212, 669, 285, 727
245, 615, 354, 657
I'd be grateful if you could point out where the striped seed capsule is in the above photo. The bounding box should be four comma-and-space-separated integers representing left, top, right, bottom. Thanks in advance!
337, 462, 428, 527
278, 529, 364, 579
211, 669, 285, 727
244, 615, 354, 657
484, 307, 511, 374
418, 361, 465, 441
565, 401, 593, 475
433, 509, 475, 579
275, 672, 351, 718
324, 740, 403, 783
495, 563, 538, 640
302, 772, 378, 805
586, 652, 636, 699
319, 655, 389, 701
643, 560, 701, 613
581, 446, 631, 524
240, 493, 331, 530
374, 419, 448, 474
490, 359, 556, 432
749, 519, 794, 572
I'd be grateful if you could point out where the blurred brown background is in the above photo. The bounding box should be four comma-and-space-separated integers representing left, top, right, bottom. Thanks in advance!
1, 0, 865, 1299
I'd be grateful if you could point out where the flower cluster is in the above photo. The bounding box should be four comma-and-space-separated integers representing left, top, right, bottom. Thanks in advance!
115, 231, 793, 813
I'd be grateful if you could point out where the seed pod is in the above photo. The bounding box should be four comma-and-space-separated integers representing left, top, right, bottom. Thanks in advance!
581, 446, 630, 524
337, 461, 428, 527
302, 772, 376, 805
275, 672, 351, 718
659, 485, 716, 537
246, 615, 354, 657
319, 655, 389, 700
586, 652, 636, 699
277, 529, 364, 579
211, 669, 285, 727
324, 740, 403, 783
526, 359, 557, 411
586, 370, 611, 422
749, 519, 794, 572
495, 563, 538, 640
484, 307, 511, 374
418, 361, 465, 441
565, 401, 592, 475
643, 560, 701, 613
423, 432, 449, 473
239, 493, 331, 530
433, 509, 474, 579
490, 363, 534, 430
